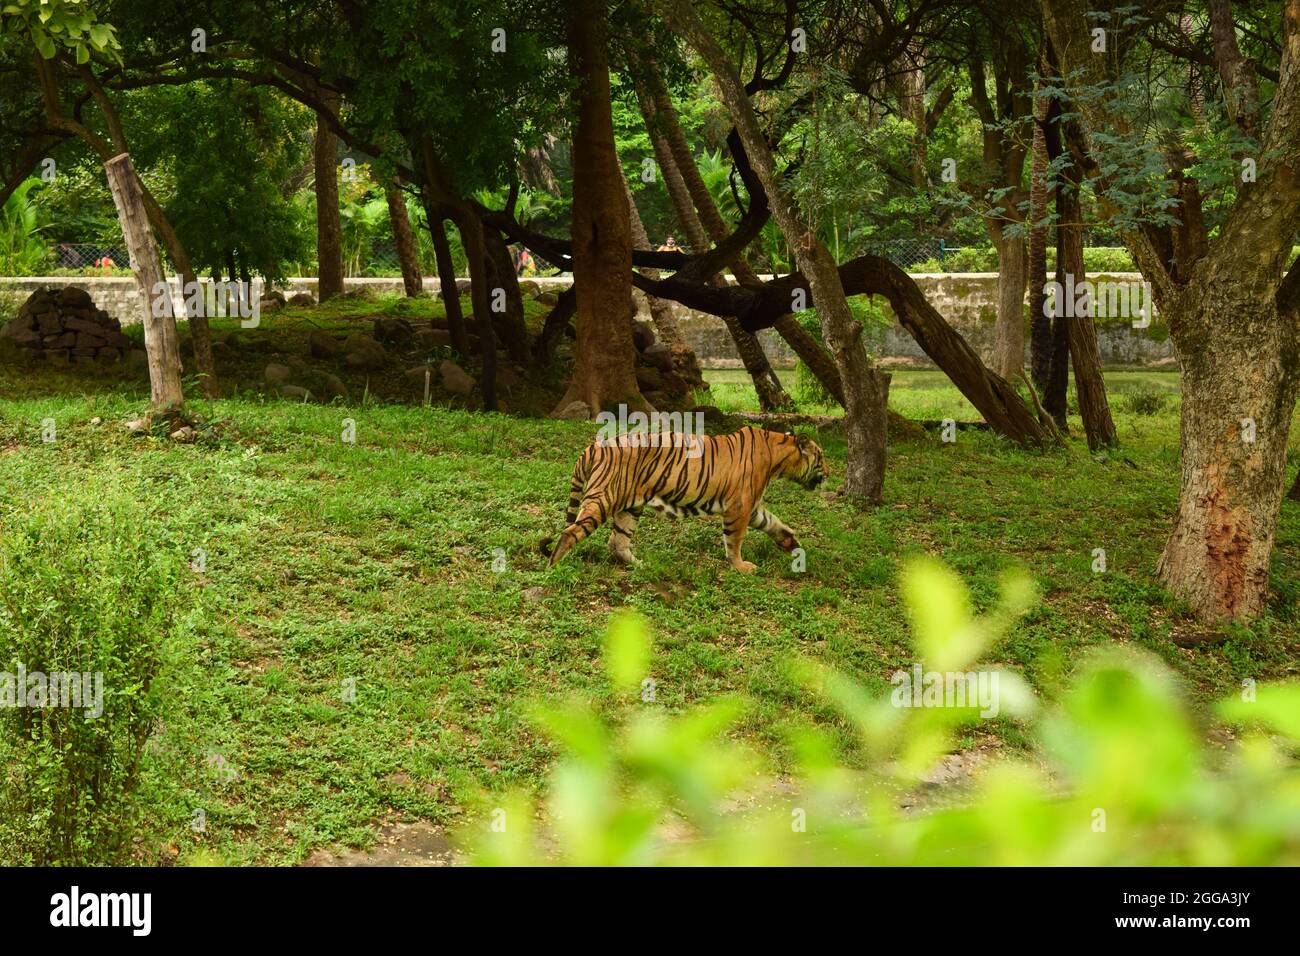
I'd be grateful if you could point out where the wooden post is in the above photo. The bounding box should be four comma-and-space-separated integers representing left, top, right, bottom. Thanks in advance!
103, 153, 184, 411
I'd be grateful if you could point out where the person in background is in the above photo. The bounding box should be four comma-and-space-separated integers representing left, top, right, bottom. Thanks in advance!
656, 236, 680, 253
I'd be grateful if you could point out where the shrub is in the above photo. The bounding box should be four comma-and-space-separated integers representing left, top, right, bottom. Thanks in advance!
1126, 387, 1168, 416
0, 496, 184, 864
463, 560, 1300, 865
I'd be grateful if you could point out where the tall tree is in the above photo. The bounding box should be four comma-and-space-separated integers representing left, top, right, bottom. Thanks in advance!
1042, 0, 1300, 621
555, 0, 643, 415
659, 0, 890, 501
314, 91, 344, 302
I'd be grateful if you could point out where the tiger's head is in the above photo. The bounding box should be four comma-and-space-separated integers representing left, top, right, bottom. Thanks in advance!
784, 433, 827, 490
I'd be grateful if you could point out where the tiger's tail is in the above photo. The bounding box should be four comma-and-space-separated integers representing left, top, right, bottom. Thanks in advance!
540, 444, 598, 557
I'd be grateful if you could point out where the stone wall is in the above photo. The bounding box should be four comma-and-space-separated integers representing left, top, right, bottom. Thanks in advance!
0, 272, 1175, 370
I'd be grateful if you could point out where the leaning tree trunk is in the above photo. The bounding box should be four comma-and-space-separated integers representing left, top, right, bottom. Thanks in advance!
104, 153, 184, 411
386, 182, 422, 297
554, 0, 643, 417
622, 176, 707, 392
426, 201, 471, 357
1156, 280, 1300, 621
658, 0, 887, 500
637, 81, 790, 409
991, 226, 1028, 380
314, 95, 345, 302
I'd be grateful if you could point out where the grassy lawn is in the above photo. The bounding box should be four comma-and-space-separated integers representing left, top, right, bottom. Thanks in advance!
0, 299, 1297, 864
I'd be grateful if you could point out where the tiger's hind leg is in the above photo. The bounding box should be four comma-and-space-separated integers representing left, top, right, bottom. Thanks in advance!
607, 508, 641, 566
749, 507, 800, 553
722, 498, 756, 573
548, 496, 610, 566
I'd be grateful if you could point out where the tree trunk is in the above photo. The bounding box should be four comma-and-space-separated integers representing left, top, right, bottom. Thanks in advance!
623, 176, 707, 392
659, 0, 887, 500
452, 208, 498, 411
484, 231, 532, 364
314, 95, 344, 302
426, 201, 471, 357
386, 182, 422, 297
1156, 283, 1300, 621
1057, 173, 1115, 447
1028, 64, 1052, 399
554, 0, 643, 417
991, 227, 1027, 380
104, 153, 184, 411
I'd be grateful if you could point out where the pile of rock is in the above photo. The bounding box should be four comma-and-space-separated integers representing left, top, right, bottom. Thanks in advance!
632, 319, 694, 409
0, 287, 136, 365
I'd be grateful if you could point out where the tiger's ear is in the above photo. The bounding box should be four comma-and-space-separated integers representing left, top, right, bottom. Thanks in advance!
795, 435, 811, 451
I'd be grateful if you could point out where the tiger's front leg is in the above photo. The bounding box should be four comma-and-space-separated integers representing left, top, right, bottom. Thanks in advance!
749, 507, 800, 553
722, 498, 756, 573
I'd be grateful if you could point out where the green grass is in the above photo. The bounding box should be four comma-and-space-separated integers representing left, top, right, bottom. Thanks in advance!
0, 306, 1297, 864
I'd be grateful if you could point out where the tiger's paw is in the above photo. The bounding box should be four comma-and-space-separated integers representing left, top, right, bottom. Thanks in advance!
732, 559, 757, 574
777, 534, 800, 553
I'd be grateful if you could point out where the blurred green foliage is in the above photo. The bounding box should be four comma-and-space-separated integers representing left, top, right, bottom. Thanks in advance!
464, 559, 1300, 866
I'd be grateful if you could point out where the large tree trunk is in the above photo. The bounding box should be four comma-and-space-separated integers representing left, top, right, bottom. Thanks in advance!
386, 182, 422, 297
623, 177, 707, 392
636, 75, 790, 410
104, 153, 183, 411
1156, 282, 1300, 621
660, 0, 888, 500
314, 94, 344, 302
452, 208, 498, 411
554, 0, 643, 416
991, 226, 1027, 380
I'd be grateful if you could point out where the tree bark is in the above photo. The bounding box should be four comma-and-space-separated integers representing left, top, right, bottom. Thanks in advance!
1057, 163, 1115, 448
426, 201, 471, 357
1028, 61, 1052, 400
315, 93, 344, 302
1155, 282, 1299, 620
991, 227, 1027, 380
659, 0, 888, 500
484, 230, 531, 363
386, 181, 422, 296
554, 0, 643, 417
104, 153, 184, 411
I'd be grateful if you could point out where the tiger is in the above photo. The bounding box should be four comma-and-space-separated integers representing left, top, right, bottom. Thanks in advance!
540, 425, 828, 572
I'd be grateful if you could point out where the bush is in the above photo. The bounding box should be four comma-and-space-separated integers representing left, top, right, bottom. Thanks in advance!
0, 496, 185, 865
1126, 387, 1168, 416
463, 560, 1300, 865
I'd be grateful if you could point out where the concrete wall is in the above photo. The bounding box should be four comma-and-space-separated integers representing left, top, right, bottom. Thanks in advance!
0, 272, 1175, 370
